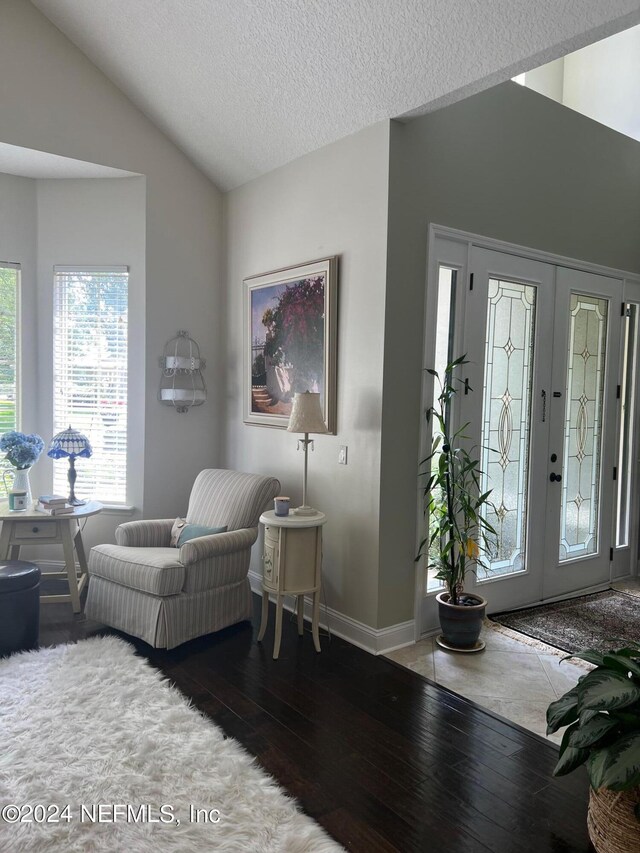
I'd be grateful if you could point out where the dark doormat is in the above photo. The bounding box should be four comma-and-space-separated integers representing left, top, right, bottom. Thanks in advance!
490, 589, 640, 654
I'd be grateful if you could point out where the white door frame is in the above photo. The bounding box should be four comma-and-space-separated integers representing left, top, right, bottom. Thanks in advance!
416, 224, 640, 640
614, 279, 640, 581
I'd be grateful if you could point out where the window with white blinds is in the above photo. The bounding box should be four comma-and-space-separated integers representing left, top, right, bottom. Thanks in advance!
53, 267, 129, 504
0, 264, 19, 497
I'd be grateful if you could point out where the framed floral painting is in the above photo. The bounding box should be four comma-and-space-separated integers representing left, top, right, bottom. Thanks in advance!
243, 256, 338, 432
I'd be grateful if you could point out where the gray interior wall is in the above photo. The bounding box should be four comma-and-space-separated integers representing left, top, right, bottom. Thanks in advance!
0, 0, 223, 525
379, 81, 640, 628
223, 122, 390, 628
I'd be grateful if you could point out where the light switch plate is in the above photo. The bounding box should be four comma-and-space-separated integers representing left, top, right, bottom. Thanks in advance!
338, 445, 348, 465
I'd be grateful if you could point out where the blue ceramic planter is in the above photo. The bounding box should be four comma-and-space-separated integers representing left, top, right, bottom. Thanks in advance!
436, 591, 486, 649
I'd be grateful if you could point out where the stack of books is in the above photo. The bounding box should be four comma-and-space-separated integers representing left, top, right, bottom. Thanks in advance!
36, 495, 74, 515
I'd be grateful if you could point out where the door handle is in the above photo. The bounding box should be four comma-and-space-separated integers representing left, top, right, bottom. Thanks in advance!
549, 472, 562, 483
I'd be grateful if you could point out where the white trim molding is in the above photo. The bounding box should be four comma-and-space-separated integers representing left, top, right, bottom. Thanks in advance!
429, 223, 640, 285
38, 561, 416, 655
248, 570, 415, 655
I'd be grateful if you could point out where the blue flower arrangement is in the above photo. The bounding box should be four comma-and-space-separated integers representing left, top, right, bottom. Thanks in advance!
0, 431, 45, 469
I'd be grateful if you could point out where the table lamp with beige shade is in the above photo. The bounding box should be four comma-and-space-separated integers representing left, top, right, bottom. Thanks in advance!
287, 391, 327, 516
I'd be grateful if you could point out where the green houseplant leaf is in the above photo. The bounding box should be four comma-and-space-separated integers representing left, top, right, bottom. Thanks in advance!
554, 745, 590, 777
416, 356, 497, 605
565, 650, 609, 668
607, 648, 640, 659
579, 709, 601, 725
568, 714, 619, 748
577, 670, 640, 712
596, 733, 640, 791
602, 654, 640, 679
566, 647, 640, 673
547, 687, 580, 734
553, 722, 589, 776
588, 748, 611, 790
548, 645, 640, 806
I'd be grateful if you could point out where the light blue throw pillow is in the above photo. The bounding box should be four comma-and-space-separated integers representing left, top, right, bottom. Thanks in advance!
178, 524, 227, 547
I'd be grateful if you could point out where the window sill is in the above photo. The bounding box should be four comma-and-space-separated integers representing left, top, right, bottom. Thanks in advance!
99, 504, 136, 516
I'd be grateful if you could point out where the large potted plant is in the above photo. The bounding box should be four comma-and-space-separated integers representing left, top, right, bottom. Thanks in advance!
547, 646, 640, 853
417, 356, 496, 650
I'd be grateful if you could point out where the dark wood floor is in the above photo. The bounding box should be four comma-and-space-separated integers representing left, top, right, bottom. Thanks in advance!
38, 592, 593, 853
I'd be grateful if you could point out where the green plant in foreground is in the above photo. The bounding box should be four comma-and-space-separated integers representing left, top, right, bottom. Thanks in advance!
547, 646, 640, 815
416, 355, 496, 605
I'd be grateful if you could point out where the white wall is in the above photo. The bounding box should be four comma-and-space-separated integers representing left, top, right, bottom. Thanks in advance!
523, 57, 565, 102
0, 173, 38, 437
0, 173, 146, 555
0, 0, 223, 535
223, 122, 390, 628
521, 25, 640, 144
563, 25, 640, 142
35, 177, 146, 552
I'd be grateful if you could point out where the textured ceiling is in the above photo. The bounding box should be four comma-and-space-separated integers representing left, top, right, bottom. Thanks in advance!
31, 0, 640, 190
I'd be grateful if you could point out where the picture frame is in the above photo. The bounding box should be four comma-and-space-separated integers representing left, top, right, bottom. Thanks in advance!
243, 256, 338, 432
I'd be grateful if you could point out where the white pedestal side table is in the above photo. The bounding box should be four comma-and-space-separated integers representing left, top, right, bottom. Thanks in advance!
0, 500, 102, 614
257, 509, 327, 659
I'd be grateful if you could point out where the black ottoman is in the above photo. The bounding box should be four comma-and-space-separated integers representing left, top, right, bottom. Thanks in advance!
0, 560, 41, 657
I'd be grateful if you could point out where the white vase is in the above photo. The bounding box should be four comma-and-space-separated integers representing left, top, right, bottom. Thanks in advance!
3, 466, 32, 510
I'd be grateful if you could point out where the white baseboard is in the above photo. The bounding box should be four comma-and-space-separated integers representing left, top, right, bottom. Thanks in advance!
248, 570, 415, 656
35, 561, 416, 656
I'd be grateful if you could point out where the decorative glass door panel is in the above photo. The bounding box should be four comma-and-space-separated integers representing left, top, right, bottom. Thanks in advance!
478, 278, 536, 579
459, 247, 554, 613
559, 295, 608, 561
543, 268, 621, 600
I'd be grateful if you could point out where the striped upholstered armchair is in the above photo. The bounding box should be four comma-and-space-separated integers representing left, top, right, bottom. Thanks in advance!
86, 469, 280, 648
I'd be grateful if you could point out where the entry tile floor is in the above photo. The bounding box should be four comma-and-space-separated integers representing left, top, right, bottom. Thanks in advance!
387, 581, 640, 743
385, 625, 588, 744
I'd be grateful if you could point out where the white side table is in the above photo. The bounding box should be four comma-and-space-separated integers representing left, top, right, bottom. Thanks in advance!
257, 509, 327, 659
0, 501, 102, 614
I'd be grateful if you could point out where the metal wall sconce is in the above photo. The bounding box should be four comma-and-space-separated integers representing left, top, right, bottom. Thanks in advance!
158, 330, 207, 413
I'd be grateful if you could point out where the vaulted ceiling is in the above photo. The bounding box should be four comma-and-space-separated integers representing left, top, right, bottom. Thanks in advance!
31, 0, 640, 190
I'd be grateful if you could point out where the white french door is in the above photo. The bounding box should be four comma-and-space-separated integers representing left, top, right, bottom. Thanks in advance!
462, 247, 554, 611
419, 233, 630, 634
542, 268, 621, 598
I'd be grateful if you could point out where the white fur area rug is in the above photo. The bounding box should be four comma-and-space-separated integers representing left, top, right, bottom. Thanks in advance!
0, 636, 342, 853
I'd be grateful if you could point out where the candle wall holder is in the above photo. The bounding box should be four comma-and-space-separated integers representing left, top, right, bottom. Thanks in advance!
158, 330, 207, 413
